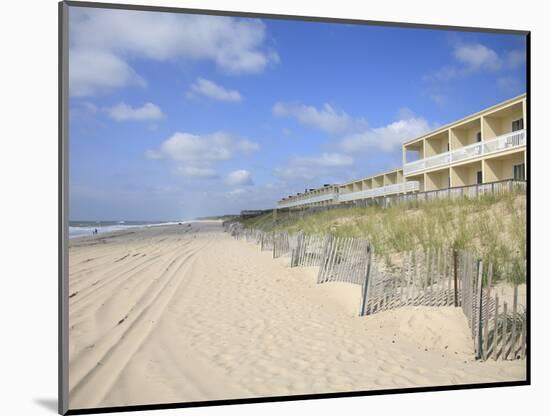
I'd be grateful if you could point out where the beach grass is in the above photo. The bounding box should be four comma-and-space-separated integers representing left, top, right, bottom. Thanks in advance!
240, 190, 526, 283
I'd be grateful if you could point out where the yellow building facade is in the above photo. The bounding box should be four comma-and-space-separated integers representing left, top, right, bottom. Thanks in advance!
402, 94, 526, 191
277, 94, 527, 210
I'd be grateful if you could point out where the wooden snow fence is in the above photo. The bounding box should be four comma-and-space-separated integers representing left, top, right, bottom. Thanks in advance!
260, 232, 274, 251
224, 227, 527, 362
359, 247, 456, 317
316, 235, 371, 285
272, 232, 291, 258
290, 234, 328, 268
456, 253, 527, 361
359, 248, 527, 361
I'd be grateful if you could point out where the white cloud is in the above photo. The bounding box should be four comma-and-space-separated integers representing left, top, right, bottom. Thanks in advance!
69, 49, 146, 97
274, 152, 353, 181
224, 170, 254, 186
189, 78, 243, 102
69, 8, 278, 96
106, 102, 164, 121
226, 188, 247, 197
174, 166, 218, 178
427, 43, 526, 86
338, 115, 433, 153
454, 43, 502, 71
273, 102, 367, 135
146, 131, 260, 179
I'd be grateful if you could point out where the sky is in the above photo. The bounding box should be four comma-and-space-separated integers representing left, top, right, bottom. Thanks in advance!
68, 6, 527, 221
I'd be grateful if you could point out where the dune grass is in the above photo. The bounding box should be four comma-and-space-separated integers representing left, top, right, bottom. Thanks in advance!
240, 191, 526, 283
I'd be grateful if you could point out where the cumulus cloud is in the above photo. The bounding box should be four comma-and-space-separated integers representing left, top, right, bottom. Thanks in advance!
145, 131, 260, 179
273, 102, 367, 135
188, 78, 243, 102
106, 102, 164, 121
454, 43, 502, 71
224, 170, 254, 186
174, 166, 218, 178
69, 7, 278, 96
427, 42, 526, 84
424, 42, 525, 105
338, 114, 434, 153
69, 49, 146, 97
274, 152, 353, 181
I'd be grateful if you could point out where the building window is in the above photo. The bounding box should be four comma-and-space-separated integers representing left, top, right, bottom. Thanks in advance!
512, 118, 524, 132
476, 171, 483, 184
476, 132, 482, 142
513, 163, 525, 181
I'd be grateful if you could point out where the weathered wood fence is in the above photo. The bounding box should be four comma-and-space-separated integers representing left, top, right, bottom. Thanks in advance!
316, 235, 370, 285
359, 248, 457, 316
225, 225, 526, 361
456, 254, 527, 360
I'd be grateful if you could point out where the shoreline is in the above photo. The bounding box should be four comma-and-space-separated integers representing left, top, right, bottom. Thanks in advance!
68, 219, 222, 240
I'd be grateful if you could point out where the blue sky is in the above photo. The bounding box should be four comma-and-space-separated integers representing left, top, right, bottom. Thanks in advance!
68, 6, 526, 221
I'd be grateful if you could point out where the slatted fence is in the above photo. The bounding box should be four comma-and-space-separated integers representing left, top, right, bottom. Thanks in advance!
224, 225, 527, 361
359, 248, 456, 316
272, 232, 291, 258
316, 235, 370, 285
457, 255, 527, 361
290, 234, 327, 267
359, 249, 526, 361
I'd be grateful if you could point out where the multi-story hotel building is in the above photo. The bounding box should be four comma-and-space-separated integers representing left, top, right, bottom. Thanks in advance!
337, 168, 418, 204
277, 184, 339, 209
402, 94, 526, 191
277, 94, 527, 210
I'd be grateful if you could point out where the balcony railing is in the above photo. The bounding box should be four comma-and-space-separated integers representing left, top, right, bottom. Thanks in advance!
277, 193, 336, 209
403, 129, 526, 175
337, 181, 420, 203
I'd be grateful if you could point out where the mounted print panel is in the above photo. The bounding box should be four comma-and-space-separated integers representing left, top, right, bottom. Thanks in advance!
59, 1, 529, 414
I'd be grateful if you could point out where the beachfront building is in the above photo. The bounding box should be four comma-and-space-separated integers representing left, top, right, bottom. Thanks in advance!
277, 184, 339, 210
337, 168, 419, 204
276, 94, 527, 210
402, 94, 527, 192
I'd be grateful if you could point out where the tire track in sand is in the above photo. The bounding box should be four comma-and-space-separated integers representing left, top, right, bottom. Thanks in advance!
68, 237, 212, 409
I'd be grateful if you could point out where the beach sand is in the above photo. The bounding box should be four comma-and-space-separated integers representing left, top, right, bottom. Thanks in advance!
68, 221, 526, 409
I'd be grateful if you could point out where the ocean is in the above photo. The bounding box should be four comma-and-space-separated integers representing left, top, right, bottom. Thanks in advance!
68, 220, 185, 239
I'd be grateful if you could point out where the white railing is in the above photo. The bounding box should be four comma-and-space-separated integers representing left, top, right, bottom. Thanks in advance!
278, 192, 336, 209
403, 129, 526, 175
338, 181, 419, 203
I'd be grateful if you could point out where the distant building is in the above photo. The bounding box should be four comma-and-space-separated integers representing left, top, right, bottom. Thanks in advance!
240, 210, 269, 219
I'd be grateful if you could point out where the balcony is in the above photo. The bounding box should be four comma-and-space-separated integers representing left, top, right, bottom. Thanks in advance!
403, 129, 526, 175
278, 193, 336, 209
338, 181, 419, 203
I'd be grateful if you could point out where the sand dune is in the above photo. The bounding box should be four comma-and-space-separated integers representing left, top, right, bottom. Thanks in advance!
68, 221, 526, 409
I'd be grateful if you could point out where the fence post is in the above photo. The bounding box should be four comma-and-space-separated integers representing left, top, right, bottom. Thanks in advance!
475, 260, 484, 359
359, 246, 373, 316
453, 249, 459, 307
482, 263, 493, 360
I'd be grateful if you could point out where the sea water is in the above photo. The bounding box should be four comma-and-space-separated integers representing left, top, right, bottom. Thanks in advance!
68, 220, 184, 239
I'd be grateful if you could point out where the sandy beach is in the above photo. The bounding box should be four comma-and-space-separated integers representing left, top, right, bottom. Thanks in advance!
68, 221, 526, 409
